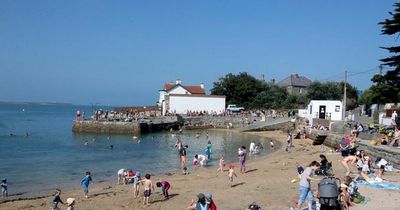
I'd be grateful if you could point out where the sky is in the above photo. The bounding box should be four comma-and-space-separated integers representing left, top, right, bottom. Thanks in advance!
0, 0, 398, 106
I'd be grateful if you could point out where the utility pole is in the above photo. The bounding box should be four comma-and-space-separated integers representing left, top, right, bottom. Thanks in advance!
343, 70, 347, 120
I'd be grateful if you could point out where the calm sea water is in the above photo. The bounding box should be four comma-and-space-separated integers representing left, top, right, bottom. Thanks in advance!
0, 104, 271, 198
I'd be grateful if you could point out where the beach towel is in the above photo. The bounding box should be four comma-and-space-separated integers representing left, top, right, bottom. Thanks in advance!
356, 180, 400, 190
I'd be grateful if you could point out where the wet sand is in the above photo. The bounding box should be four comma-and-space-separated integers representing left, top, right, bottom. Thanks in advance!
1, 131, 399, 210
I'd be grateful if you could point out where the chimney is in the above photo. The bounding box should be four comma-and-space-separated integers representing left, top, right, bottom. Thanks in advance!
176, 79, 181, 85
200, 83, 204, 89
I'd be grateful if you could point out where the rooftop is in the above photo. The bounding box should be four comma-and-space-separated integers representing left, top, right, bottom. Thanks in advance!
277, 73, 312, 87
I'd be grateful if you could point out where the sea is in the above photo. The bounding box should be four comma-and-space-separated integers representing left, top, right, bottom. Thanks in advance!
0, 103, 272, 199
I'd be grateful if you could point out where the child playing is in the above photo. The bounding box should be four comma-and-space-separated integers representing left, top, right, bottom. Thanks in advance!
193, 155, 199, 170
1, 179, 7, 198
80, 171, 93, 198
50, 189, 64, 210
228, 164, 238, 187
216, 155, 225, 172
133, 171, 141, 198
156, 180, 171, 198
141, 174, 155, 205
66, 198, 75, 210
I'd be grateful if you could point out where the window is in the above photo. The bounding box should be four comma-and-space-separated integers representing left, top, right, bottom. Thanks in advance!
335, 106, 340, 112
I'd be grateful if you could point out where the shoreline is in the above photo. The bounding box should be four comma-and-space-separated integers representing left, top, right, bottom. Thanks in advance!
0, 128, 278, 202
1, 130, 399, 210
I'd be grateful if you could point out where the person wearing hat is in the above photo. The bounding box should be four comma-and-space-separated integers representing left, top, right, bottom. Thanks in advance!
205, 192, 217, 210
66, 198, 75, 210
187, 193, 209, 210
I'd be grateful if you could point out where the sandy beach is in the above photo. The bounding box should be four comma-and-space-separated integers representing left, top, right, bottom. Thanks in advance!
1, 130, 399, 210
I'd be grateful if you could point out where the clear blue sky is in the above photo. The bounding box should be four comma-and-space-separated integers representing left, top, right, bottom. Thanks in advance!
0, 0, 398, 106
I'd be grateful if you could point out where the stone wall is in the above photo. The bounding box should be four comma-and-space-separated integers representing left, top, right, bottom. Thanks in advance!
182, 115, 262, 129
309, 129, 400, 168
72, 120, 140, 134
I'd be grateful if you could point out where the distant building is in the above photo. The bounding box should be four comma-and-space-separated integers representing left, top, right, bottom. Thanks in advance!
278, 73, 312, 94
298, 100, 343, 126
158, 79, 226, 115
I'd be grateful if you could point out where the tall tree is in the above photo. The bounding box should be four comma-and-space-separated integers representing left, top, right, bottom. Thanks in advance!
210, 72, 264, 108
371, 3, 400, 103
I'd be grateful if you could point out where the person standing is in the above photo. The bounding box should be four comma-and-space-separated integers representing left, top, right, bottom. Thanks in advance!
296, 161, 320, 210
238, 146, 247, 173
80, 171, 93, 198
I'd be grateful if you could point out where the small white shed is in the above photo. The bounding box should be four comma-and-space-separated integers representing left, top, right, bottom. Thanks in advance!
306, 100, 343, 125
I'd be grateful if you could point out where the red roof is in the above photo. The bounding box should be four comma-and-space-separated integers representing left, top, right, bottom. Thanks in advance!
163, 83, 205, 94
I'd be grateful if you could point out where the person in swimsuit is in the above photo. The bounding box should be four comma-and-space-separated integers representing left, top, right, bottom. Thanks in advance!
141, 174, 155, 205
228, 164, 237, 187
133, 171, 141, 198
179, 145, 188, 173
216, 155, 225, 172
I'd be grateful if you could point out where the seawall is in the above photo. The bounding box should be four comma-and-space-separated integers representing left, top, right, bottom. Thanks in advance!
72, 116, 181, 134
309, 129, 400, 168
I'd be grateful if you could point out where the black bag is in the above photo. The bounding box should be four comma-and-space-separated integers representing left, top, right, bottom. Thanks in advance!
248, 202, 261, 210
318, 177, 340, 208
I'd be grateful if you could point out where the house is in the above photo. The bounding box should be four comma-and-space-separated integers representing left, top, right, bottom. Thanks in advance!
302, 100, 343, 126
159, 79, 226, 115
278, 73, 312, 94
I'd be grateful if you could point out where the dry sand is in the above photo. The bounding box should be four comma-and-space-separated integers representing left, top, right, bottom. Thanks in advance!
1, 131, 399, 210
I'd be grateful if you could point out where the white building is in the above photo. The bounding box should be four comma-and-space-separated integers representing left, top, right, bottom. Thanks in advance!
159, 80, 226, 115
303, 100, 343, 125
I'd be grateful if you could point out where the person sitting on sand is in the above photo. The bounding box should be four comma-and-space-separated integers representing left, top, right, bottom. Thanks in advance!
141, 174, 155, 206
228, 164, 238, 188
50, 189, 64, 210
187, 193, 209, 210
296, 161, 320, 210
156, 180, 171, 198
216, 155, 225, 172
339, 183, 353, 210
133, 171, 141, 198
66, 198, 75, 210
205, 192, 217, 210
80, 171, 93, 198
344, 176, 360, 199
117, 168, 127, 185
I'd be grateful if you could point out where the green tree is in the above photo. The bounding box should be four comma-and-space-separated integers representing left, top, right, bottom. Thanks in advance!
210, 72, 264, 108
251, 83, 288, 109
306, 81, 342, 100
358, 88, 374, 105
371, 3, 400, 103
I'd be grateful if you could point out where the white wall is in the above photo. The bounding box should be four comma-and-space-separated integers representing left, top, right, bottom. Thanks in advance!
159, 91, 166, 106
168, 86, 191, 95
298, 109, 308, 118
307, 100, 343, 125
168, 95, 226, 114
